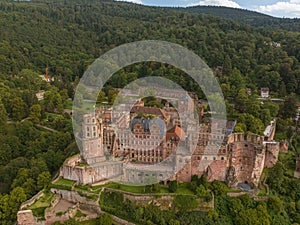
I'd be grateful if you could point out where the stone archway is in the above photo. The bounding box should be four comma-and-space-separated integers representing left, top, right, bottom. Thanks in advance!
205, 165, 213, 180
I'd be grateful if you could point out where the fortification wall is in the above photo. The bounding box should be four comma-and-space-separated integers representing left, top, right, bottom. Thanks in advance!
175, 160, 192, 182
50, 188, 100, 213
228, 133, 264, 145
61, 165, 85, 183
264, 142, 279, 168
103, 188, 214, 211
227, 133, 266, 187
17, 210, 38, 225
20, 191, 44, 210
61, 156, 123, 185
206, 160, 228, 182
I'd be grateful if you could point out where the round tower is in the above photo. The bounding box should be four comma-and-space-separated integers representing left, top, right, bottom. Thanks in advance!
81, 114, 105, 164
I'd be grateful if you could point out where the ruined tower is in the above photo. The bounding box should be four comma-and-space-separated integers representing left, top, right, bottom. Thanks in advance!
81, 114, 105, 164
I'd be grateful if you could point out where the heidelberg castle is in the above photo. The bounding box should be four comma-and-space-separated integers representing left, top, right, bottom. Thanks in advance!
61, 91, 279, 188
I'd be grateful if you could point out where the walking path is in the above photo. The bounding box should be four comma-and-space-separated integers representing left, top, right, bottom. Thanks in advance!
7, 118, 58, 132
35, 124, 57, 132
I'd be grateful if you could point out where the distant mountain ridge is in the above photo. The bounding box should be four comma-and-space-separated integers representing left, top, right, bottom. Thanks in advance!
180, 6, 300, 32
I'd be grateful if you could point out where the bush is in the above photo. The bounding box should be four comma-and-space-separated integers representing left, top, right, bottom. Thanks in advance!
174, 195, 198, 211
48, 183, 72, 191
100, 191, 124, 209
203, 192, 213, 202
98, 213, 113, 225
31, 207, 47, 218
168, 181, 178, 193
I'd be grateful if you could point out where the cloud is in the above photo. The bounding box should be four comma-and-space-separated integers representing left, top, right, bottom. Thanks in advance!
255, 1, 300, 18
116, 0, 143, 4
188, 0, 241, 8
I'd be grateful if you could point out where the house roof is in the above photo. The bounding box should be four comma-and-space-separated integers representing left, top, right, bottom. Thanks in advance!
166, 125, 186, 141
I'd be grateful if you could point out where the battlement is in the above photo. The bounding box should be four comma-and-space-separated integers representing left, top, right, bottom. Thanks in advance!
228, 133, 264, 145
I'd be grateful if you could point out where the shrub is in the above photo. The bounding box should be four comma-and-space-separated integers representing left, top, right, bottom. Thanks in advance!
173, 195, 198, 211
98, 213, 113, 225
168, 181, 178, 193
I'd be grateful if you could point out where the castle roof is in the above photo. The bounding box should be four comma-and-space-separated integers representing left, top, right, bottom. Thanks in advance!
166, 125, 186, 141
130, 118, 165, 135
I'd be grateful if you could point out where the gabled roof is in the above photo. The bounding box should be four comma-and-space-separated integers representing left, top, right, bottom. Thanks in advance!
166, 125, 186, 141
130, 118, 165, 135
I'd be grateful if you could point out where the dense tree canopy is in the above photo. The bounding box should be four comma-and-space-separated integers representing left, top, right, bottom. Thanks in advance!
0, 0, 299, 224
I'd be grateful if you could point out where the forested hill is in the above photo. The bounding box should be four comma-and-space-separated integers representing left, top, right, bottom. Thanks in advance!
0, 1, 300, 224
182, 6, 300, 32
0, 0, 299, 94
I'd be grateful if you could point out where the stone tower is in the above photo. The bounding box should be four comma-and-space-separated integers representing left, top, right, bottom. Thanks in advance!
81, 114, 105, 164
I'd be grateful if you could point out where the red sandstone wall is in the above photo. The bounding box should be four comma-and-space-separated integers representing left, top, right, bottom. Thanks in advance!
264, 143, 279, 168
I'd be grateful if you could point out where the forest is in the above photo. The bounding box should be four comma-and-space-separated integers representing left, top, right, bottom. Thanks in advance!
0, 0, 299, 224
183, 6, 300, 32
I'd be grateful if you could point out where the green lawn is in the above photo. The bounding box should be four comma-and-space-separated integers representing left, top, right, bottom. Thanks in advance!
74, 183, 104, 194
53, 178, 76, 187
93, 182, 152, 194
93, 182, 194, 195
106, 183, 147, 193
27, 191, 54, 210
176, 183, 194, 195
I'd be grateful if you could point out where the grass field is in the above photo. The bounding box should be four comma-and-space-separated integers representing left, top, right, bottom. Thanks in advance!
27, 191, 54, 210
92, 181, 194, 195
176, 182, 194, 195
101, 182, 147, 193
53, 178, 76, 187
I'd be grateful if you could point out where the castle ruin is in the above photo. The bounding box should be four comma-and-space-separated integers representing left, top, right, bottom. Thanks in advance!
61, 94, 279, 188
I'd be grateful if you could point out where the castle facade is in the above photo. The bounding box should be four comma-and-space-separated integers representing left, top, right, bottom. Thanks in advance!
61, 96, 279, 188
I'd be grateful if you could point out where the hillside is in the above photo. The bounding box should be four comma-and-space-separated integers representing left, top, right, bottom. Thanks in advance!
182, 6, 300, 31
0, 0, 299, 224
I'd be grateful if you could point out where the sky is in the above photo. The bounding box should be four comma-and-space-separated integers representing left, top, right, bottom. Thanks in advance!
117, 0, 300, 18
